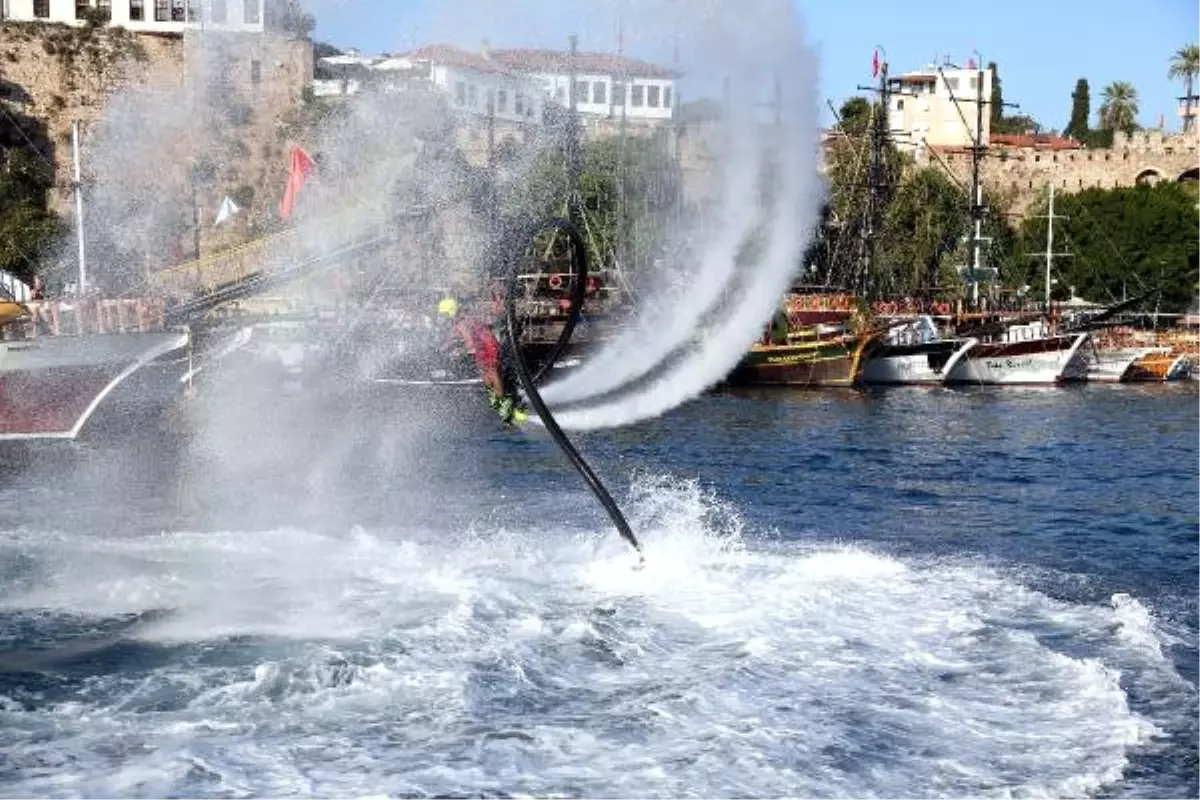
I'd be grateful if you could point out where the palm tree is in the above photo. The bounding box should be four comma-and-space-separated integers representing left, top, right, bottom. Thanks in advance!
1098, 81, 1139, 135
1168, 43, 1200, 132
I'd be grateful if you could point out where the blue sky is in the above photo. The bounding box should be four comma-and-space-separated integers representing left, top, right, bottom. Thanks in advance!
306, 0, 1199, 132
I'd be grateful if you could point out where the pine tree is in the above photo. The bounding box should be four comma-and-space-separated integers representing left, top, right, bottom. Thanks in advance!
1064, 78, 1090, 141
988, 61, 1003, 127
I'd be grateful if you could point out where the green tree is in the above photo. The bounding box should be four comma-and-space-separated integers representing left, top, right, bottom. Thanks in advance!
876, 167, 969, 295
837, 96, 873, 137
1098, 80, 1139, 135
1064, 78, 1090, 141
499, 133, 681, 273
0, 99, 62, 284
1014, 183, 1198, 310
988, 61, 1004, 128
1168, 43, 1199, 132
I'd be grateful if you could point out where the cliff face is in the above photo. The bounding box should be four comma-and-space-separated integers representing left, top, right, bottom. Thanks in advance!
0, 22, 312, 285
0, 22, 183, 204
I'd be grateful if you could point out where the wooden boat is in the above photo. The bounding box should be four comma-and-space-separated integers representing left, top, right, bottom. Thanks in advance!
725, 291, 865, 387
1125, 347, 1193, 382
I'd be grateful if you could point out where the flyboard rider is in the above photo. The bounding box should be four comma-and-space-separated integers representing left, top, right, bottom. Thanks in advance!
438, 294, 530, 426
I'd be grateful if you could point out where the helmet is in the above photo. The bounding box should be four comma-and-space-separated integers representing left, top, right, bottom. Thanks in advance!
437, 296, 459, 318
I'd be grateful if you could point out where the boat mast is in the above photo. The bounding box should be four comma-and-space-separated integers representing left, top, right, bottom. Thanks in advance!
1044, 181, 1054, 309
968, 61, 984, 311
71, 120, 87, 295
854, 48, 892, 298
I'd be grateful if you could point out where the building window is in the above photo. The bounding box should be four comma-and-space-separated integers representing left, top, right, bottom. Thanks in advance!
574, 80, 589, 104
129, 0, 143, 19
467, 83, 477, 107
647, 85, 660, 107
515, 93, 525, 115
154, 0, 168, 20
455, 82, 466, 105
76, 0, 89, 19
631, 84, 644, 107
496, 89, 507, 113
170, 0, 185, 20
663, 87, 672, 108
592, 82, 606, 105
242, 0, 258, 23
555, 86, 565, 102
34, 0, 50, 15
969, 77, 978, 90
250, 59, 261, 84
211, 0, 225, 21
896, 98, 904, 111
612, 81, 625, 106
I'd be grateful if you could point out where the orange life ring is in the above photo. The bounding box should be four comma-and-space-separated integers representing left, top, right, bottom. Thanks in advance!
935, 302, 950, 315
548, 274, 564, 290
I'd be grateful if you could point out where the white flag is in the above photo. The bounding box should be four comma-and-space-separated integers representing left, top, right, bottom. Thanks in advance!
213, 196, 242, 227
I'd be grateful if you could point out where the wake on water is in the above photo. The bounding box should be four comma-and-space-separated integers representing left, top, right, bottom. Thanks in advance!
0, 476, 1192, 798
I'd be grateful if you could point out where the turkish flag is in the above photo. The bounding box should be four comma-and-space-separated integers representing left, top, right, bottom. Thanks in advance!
279, 146, 316, 222
871, 50, 880, 78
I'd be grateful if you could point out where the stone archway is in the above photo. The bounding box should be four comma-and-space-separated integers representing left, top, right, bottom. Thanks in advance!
1134, 167, 1164, 186
1179, 166, 1199, 182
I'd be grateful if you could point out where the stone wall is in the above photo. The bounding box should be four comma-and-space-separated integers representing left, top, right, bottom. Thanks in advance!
924, 130, 1199, 216
0, 21, 311, 262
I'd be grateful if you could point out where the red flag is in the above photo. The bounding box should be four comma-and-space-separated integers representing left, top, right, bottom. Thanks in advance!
1159, 112, 1165, 129
967, 57, 976, 70
871, 49, 880, 78
279, 146, 316, 222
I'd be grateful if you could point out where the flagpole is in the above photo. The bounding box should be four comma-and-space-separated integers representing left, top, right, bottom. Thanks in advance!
71, 120, 87, 296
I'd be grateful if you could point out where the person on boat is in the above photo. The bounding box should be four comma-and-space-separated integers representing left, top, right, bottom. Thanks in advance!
439, 297, 529, 426
763, 300, 790, 346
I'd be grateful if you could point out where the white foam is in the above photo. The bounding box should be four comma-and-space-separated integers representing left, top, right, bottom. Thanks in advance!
0, 475, 1186, 798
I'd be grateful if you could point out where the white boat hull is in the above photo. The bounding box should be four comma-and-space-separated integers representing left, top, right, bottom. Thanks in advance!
0, 331, 190, 440
945, 333, 1089, 385
1085, 346, 1161, 383
859, 338, 977, 385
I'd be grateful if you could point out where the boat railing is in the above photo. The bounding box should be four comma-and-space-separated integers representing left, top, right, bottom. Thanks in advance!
1, 296, 169, 340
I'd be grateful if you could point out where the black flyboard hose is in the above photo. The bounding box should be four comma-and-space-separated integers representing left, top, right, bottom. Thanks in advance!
501, 218, 643, 559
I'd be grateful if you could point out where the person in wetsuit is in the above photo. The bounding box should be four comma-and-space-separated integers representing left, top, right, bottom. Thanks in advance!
440, 296, 529, 426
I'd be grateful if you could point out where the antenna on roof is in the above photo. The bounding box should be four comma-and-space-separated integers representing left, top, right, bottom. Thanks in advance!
616, 11, 624, 55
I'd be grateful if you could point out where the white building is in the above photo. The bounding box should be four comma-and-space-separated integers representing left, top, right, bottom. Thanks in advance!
489, 47, 677, 122
1, 0, 266, 34
400, 45, 544, 126
308, 44, 679, 129
887, 62, 993, 153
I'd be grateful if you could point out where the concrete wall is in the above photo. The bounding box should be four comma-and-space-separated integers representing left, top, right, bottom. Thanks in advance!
890, 67, 992, 151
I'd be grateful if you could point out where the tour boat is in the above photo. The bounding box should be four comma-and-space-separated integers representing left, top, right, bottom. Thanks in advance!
943, 318, 1090, 385
1084, 345, 1163, 383
858, 315, 977, 385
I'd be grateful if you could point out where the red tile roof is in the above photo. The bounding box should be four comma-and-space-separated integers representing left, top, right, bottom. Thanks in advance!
403, 45, 511, 74
990, 133, 1083, 150
489, 48, 678, 79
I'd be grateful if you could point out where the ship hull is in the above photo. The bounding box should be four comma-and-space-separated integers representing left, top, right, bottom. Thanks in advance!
726, 339, 857, 387
859, 338, 976, 385
1085, 347, 1160, 383
1124, 349, 1193, 382
0, 331, 190, 440
944, 333, 1089, 385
